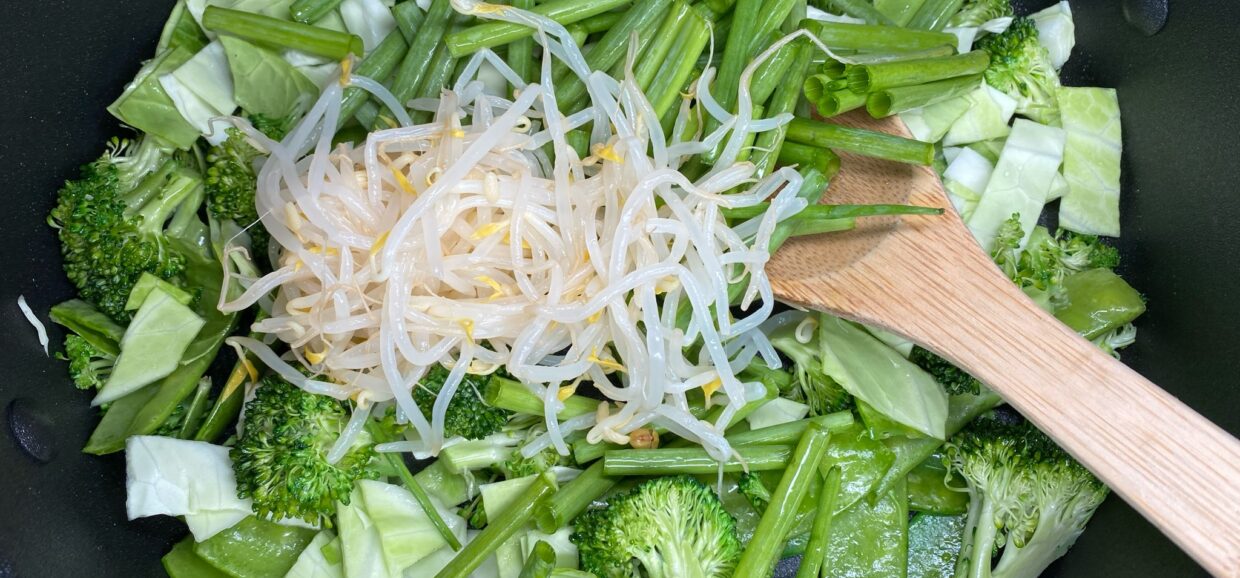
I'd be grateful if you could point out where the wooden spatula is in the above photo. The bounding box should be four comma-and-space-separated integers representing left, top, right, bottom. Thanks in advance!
767, 112, 1240, 577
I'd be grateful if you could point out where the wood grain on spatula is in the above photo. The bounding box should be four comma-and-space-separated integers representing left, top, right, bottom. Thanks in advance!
768, 111, 1240, 578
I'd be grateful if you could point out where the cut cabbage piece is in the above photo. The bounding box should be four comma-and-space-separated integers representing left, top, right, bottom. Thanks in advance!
285, 530, 344, 578
95, 287, 206, 406
745, 396, 810, 431
901, 96, 972, 143
1057, 86, 1122, 236
125, 436, 253, 540
816, 315, 948, 439
480, 475, 539, 523
357, 480, 467, 573
1046, 170, 1069, 202
340, 0, 396, 53
943, 85, 1017, 147
1032, 1, 1075, 70
337, 496, 395, 578
171, 40, 237, 116
942, 147, 995, 220
967, 119, 1066, 252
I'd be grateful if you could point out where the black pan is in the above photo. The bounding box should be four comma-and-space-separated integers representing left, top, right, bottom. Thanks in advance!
1, 1, 1236, 576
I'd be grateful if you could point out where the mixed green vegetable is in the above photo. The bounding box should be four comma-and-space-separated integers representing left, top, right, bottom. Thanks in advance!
40, 0, 1144, 576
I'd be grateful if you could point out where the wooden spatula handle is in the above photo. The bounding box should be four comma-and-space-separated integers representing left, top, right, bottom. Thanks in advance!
907, 264, 1240, 577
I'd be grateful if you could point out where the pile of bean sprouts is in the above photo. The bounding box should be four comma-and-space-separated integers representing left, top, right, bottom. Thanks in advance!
220, 0, 841, 462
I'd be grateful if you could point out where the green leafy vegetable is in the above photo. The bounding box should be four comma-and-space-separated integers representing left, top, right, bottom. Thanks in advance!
1057, 86, 1122, 237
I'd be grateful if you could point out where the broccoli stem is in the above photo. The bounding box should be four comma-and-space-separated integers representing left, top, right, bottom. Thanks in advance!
201, 6, 363, 59
632, 2, 696, 94
785, 117, 935, 165
445, 0, 631, 57
603, 446, 793, 475
485, 376, 599, 419
554, 0, 673, 110
824, 0, 895, 24
812, 20, 956, 53
906, 0, 965, 31
794, 466, 843, 578
733, 422, 832, 577
367, 423, 463, 551
866, 73, 984, 117
518, 540, 557, 578
289, 0, 345, 24
846, 50, 989, 93
437, 472, 557, 578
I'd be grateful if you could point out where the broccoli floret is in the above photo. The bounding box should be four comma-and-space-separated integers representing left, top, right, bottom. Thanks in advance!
909, 346, 982, 396
56, 335, 116, 390
49, 136, 206, 322
949, 0, 1013, 27
205, 128, 269, 259
737, 472, 773, 512
944, 417, 1109, 578
571, 476, 742, 578
977, 17, 1061, 124
769, 324, 853, 415
991, 215, 1122, 309
232, 375, 379, 525
500, 429, 578, 479
415, 365, 512, 440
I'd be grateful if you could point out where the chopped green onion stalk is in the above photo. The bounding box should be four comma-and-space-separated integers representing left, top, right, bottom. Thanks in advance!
821, 45, 956, 78
507, 0, 538, 87
732, 423, 832, 577
519, 540, 558, 578
845, 50, 989, 92
437, 472, 557, 578
411, 20, 466, 125
289, 0, 345, 24
906, 0, 966, 31
393, 1, 426, 41
813, 21, 956, 53
602, 446, 793, 475
794, 467, 843, 578
486, 375, 599, 419
633, 1, 695, 92
776, 142, 842, 179
785, 117, 935, 165
646, 8, 712, 119
535, 461, 613, 533
445, 0, 632, 57
728, 412, 855, 446
202, 6, 363, 59
378, 0, 454, 126
825, 0, 895, 25
816, 88, 868, 117
556, 0, 674, 110
368, 422, 463, 551
752, 36, 814, 177
341, 30, 410, 128
866, 73, 983, 117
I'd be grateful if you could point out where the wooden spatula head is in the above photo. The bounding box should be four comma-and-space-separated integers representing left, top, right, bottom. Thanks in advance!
767, 112, 1240, 577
